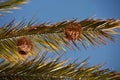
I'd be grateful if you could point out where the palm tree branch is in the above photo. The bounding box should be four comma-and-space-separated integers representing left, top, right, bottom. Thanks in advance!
0, 18, 120, 60
0, 54, 119, 80
0, 0, 28, 14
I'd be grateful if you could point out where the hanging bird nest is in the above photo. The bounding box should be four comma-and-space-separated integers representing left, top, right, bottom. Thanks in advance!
17, 37, 33, 55
65, 22, 82, 41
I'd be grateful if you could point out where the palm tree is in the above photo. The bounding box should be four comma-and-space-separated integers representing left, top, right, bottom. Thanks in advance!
0, 0, 120, 80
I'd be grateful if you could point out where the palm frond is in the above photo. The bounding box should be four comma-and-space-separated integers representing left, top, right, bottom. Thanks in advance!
0, 18, 120, 60
0, 0, 28, 15
80, 18, 120, 47
0, 53, 119, 80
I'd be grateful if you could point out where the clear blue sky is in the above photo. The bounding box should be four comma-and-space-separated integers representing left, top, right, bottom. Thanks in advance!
0, 0, 120, 71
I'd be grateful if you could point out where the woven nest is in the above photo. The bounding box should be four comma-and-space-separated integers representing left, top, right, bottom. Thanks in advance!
65, 22, 82, 41
17, 37, 33, 55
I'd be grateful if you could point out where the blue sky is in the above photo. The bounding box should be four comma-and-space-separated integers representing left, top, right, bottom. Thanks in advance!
1, 0, 120, 71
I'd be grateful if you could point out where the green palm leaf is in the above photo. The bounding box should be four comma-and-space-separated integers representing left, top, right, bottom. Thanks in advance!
0, 0, 28, 15
0, 18, 120, 61
0, 53, 119, 80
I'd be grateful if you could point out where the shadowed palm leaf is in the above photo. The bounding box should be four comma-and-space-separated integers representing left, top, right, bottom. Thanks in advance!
0, 53, 120, 80
0, 0, 28, 15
